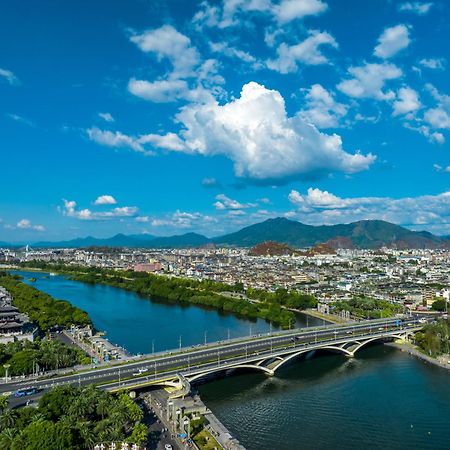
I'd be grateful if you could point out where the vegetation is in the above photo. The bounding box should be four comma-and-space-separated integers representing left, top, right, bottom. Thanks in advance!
0, 339, 90, 377
18, 262, 311, 329
331, 296, 403, 319
246, 287, 318, 310
192, 427, 222, 450
0, 272, 91, 331
431, 298, 447, 312
0, 385, 146, 449
415, 319, 450, 357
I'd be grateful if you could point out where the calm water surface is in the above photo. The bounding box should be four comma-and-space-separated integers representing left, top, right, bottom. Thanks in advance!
198, 345, 450, 450
16, 270, 320, 354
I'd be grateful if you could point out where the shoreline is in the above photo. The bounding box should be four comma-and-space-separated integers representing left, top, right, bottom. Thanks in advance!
386, 341, 450, 371
301, 308, 348, 325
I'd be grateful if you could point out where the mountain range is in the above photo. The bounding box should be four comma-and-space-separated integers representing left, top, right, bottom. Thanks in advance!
3, 218, 449, 250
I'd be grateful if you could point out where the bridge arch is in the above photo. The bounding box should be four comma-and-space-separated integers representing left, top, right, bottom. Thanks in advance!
271, 346, 355, 373
186, 363, 274, 383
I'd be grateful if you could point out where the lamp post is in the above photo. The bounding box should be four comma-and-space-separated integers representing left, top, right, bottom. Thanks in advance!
3, 364, 10, 383
204, 330, 207, 345
152, 339, 155, 355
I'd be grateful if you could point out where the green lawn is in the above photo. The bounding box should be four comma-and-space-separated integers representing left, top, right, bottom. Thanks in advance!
193, 428, 223, 450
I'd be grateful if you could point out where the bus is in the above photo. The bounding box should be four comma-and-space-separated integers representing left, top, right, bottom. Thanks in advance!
14, 387, 38, 397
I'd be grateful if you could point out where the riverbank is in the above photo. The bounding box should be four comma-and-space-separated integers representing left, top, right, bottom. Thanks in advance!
302, 308, 348, 324
386, 341, 450, 371
17, 263, 303, 329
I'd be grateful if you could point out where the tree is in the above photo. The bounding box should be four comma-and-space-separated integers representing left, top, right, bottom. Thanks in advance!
432, 298, 447, 312
0, 396, 8, 413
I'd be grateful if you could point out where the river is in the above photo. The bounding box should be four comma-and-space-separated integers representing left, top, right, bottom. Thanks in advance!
15, 270, 321, 355
15, 270, 450, 450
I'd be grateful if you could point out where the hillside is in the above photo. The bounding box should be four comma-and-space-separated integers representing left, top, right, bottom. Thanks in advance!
5, 218, 450, 250
214, 217, 448, 249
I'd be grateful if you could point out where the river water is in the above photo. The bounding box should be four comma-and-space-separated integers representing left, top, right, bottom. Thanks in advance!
16, 270, 450, 450
16, 270, 320, 354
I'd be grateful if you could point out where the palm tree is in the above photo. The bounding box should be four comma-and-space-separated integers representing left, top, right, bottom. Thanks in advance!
0, 428, 15, 449
0, 409, 17, 430
96, 398, 109, 420
77, 421, 96, 449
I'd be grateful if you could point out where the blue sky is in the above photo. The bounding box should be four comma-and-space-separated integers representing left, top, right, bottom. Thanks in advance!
1, 0, 450, 242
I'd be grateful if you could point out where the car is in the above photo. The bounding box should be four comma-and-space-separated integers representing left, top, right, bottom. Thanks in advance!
165, 444, 173, 450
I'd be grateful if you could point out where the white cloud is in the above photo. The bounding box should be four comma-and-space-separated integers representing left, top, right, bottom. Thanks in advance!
128, 78, 189, 103
419, 58, 445, 70
138, 132, 187, 151
298, 84, 347, 128
193, 0, 327, 28
424, 108, 450, 129
202, 177, 219, 187
136, 216, 149, 223
210, 41, 260, 68
164, 82, 375, 181
94, 195, 117, 205
16, 219, 45, 231
5, 113, 35, 127
433, 164, 450, 172
337, 62, 402, 101
423, 84, 450, 129
87, 127, 145, 153
214, 194, 256, 210
0, 68, 19, 85
151, 210, 217, 230
404, 123, 445, 144
374, 24, 411, 59
98, 112, 114, 122
129, 25, 200, 78
288, 187, 450, 229
398, 2, 433, 15
274, 0, 328, 24
392, 86, 421, 116
62, 200, 139, 221
267, 30, 338, 73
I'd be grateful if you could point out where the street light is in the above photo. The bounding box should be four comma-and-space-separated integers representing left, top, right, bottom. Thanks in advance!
152, 339, 155, 355
3, 364, 10, 383
204, 330, 207, 345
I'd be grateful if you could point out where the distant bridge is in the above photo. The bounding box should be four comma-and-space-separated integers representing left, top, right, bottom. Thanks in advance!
2, 317, 426, 404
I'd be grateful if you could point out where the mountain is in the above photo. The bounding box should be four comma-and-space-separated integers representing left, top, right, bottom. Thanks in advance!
32, 232, 209, 249
33, 233, 156, 249
214, 217, 448, 249
144, 232, 210, 248
4, 218, 450, 250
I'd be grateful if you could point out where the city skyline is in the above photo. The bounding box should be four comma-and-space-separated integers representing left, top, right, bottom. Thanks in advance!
1, 0, 450, 241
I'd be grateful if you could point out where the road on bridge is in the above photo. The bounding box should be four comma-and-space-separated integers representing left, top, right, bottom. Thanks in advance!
2, 317, 425, 408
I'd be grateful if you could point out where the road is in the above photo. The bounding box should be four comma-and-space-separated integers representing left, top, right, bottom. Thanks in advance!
3, 317, 424, 407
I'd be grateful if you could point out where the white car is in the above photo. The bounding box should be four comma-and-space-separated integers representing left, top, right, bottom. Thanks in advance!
164, 445, 173, 450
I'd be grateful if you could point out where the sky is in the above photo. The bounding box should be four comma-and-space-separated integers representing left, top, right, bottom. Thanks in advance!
1, 0, 450, 242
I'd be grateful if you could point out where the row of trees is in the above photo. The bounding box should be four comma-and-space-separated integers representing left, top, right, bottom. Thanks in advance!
246, 287, 318, 310
415, 319, 450, 357
0, 338, 90, 377
19, 263, 311, 329
0, 272, 91, 331
331, 296, 403, 319
0, 386, 147, 449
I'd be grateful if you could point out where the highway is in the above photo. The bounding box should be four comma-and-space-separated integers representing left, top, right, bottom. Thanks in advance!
3, 317, 425, 407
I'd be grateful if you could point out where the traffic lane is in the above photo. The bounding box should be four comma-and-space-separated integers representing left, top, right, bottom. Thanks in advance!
103, 329, 412, 391
1, 320, 416, 393
6, 326, 415, 401
7, 323, 407, 391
